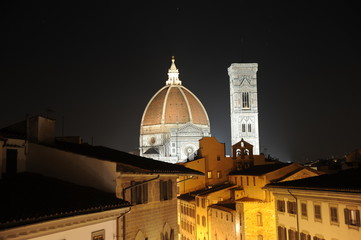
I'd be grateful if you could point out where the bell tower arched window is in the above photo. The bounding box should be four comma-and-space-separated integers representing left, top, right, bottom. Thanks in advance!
242, 92, 250, 109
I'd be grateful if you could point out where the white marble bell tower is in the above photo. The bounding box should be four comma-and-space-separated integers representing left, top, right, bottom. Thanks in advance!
228, 63, 260, 154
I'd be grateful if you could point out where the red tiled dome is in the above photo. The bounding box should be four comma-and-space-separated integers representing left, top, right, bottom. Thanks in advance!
141, 85, 209, 126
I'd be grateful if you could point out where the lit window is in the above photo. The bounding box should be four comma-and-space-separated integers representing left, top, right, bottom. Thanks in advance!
314, 204, 322, 221
217, 171, 222, 179
207, 171, 212, 179
330, 206, 338, 223
344, 208, 360, 226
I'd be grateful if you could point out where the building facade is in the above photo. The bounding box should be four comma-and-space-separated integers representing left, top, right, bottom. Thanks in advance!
228, 63, 260, 154
139, 57, 211, 164
266, 168, 361, 240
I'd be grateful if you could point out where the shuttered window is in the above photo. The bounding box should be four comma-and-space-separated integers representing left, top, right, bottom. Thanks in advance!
160, 180, 173, 201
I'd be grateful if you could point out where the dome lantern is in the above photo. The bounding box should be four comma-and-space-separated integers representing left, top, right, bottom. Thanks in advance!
166, 56, 182, 86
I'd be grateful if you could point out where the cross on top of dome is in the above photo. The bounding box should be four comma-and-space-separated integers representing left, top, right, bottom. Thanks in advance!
166, 56, 182, 85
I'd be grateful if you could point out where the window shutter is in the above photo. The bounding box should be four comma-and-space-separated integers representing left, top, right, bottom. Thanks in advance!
160, 180, 164, 200
170, 229, 174, 240
277, 226, 282, 239
283, 227, 287, 240
344, 208, 350, 225
130, 181, 136, 204
141, 183, 147, 203
167, 180, 173, 200
356, 210, 360, 226
288, 229, 292, 240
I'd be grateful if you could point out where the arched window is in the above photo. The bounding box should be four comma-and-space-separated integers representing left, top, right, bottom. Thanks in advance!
256, 212, 263, 226
242, 92, 250, 108
135, 230, 146, 240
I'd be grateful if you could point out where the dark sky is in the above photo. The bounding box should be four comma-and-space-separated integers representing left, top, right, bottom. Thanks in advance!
1, 2, 360, 162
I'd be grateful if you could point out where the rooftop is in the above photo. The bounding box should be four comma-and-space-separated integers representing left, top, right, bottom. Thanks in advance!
265, 167, 361, 193
42, 140, 204, 175
178, 183, 235, 201
229, 163, 291, 176
0, 172, 131, 230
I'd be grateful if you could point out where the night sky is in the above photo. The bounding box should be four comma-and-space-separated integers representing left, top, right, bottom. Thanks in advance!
1, 2, 360, 162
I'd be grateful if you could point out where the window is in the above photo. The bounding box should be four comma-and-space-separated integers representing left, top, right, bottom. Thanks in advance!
253, 176, 256, 186
256, 212, 262, 226
344, 208, 360, 227
131, 181, 148, 204
217, 156, 220, 161
248, 124, 252, 132
330, 206, 338, 223
207, 171, 212, 179
300, 232, 311, 240
242, 92, 250, 108
201, 198, 206, 208
288, 229, 298, 240
301, 203, 308, 218
160, 180, 173, 201
277, 226, 287, 240
217, 171, 222, 179
314, 204, 322, 221
92, 230, 105, 240
287, 201, 297, 214
246, 177, 249, 186
242, 124, 246, 132
202, 216, 206, 227
196, 198, 200, 207
277, 200, 286, 212
197, 214, 200, 225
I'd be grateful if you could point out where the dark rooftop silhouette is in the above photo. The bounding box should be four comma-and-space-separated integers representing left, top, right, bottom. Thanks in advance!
0, 172, 131, 230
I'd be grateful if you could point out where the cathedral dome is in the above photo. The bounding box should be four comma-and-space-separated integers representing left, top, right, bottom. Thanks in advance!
141, 57, 210, 127
139, 57, 211, 163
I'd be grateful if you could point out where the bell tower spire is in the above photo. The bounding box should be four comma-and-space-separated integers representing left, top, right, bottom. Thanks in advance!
166, 56, 182, 85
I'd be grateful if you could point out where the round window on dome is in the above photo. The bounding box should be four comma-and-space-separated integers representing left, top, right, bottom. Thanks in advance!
148, 137, 156, 145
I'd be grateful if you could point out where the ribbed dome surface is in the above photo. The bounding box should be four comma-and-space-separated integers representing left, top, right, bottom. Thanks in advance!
141, 85, 209, 126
